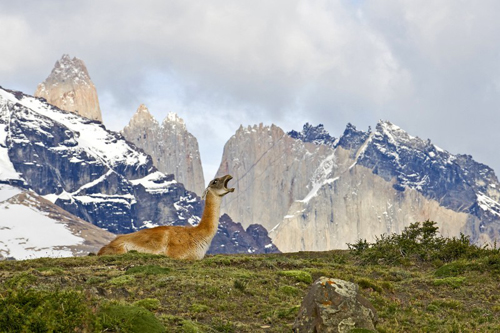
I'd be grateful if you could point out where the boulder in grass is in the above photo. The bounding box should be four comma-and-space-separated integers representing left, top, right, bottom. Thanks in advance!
293, 277, 377, 333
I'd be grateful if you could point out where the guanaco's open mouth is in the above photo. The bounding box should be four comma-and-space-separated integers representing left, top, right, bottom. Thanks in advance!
224, 175, 235, 192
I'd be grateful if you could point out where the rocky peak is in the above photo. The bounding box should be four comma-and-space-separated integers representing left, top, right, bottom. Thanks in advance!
163, 112, 186, 129
35, 54, 102, 122
122, 107, 205, 195
125, 104, 159, 129
336, 123, 371, 153
47, 54, 91, 85
288, 123, 336, 146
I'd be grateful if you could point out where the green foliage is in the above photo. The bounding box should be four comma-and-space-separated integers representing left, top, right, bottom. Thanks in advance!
357, 278, 383, 293
1, 242, 500, 332
433, 277, 466, 289
36, 267, 65, 276
109, 274, 136, 286
278, 270, 313, 284
234, 279, 248, 292
276, 305, 300, 319
210, 318, 235, 332
429, 299, 463, 310
134, 298, 161, 310
434, 260, 469, 277
348, 221, 496, 265
99, 303, 166, 333
126, 265, 171, 275
279, 285, 300, 296
189, 303, 209, 313
6, 272, 37, 288
0, 289, 97, 332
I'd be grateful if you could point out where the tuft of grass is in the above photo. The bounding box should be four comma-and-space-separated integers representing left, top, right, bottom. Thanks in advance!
276, 305, 300, 319
99, 303, 165, 333
109, 275, 136, 286
36, 267, 65, 276
357, 278, 383, 293
279, 285, 300, 296
210, 318, 235, 332
435, 260, 469, 277
126, 265, 171, 276
190, 303, 209, 313
6, 272, 37, 288
433, 277, 466, 289
278, 270, 313, 284
429, 299, 463, 310
234, 279, 248, 292
134, 298, 161, 310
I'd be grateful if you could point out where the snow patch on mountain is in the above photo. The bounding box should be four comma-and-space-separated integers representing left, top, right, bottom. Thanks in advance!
0, 202, 83, 260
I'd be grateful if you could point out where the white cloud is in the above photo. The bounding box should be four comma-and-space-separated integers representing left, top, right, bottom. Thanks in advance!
1, 0, 499, 176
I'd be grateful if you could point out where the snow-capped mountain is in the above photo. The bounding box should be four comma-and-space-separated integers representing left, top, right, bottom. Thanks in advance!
35, 54, 102, 122
0, 86, 278, 256
0, 184, 115, 260
122, 104, 205, 196
217, 121, 500, 251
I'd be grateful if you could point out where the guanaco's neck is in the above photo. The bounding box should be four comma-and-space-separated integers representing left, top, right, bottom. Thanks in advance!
196, 190, 222, 236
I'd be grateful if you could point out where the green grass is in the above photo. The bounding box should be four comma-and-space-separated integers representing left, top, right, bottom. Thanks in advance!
1, 224, 500, 332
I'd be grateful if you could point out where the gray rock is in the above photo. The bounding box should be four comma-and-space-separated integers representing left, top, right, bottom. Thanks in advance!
122, 105, 205, 196
293, 277, 377, 333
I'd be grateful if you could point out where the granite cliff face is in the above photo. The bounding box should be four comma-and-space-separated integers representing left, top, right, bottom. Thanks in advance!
122, 105, 205, 196
0, 86, 277, 255
217, 122, 500, 252
217, 123, 334, 231
35, 54, 102, 122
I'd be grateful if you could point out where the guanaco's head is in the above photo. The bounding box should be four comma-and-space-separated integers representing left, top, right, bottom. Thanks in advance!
203, 175, 235, 199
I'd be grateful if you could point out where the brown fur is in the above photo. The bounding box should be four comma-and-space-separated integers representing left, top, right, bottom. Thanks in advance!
97, 175, 234, 260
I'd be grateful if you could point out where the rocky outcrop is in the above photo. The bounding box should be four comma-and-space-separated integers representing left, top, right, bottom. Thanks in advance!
207, 214, 280, 254
0, 86, 278, 255
217, 123, 334, 231
122, 105, 205, 196
288, 123, 336, 147
217, 122, 500, 252
35, 54, 102, 122
293, 277, 377, 333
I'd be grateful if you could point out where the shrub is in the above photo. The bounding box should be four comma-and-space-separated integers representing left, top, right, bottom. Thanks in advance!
348, 221, 496, 265
0, 289, 97, 332
99, 303, 165, 333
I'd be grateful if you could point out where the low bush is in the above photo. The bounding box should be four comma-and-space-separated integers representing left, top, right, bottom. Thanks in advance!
348, 221, 498, 265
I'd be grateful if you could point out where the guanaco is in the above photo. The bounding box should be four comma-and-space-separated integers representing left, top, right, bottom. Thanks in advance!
97, 175, 235, 260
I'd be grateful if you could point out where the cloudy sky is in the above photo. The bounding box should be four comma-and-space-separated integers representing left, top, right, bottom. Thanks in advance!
1, 0, 499, 181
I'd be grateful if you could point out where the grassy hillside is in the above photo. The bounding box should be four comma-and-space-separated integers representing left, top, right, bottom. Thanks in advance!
1, 223, 500, 332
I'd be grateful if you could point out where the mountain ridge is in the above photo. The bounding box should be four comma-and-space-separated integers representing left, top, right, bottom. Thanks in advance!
0, 85, 278, 257
217, 121, 500, 251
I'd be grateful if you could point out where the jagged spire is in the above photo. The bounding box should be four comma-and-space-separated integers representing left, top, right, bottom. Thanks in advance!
34, 54, 103, 122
